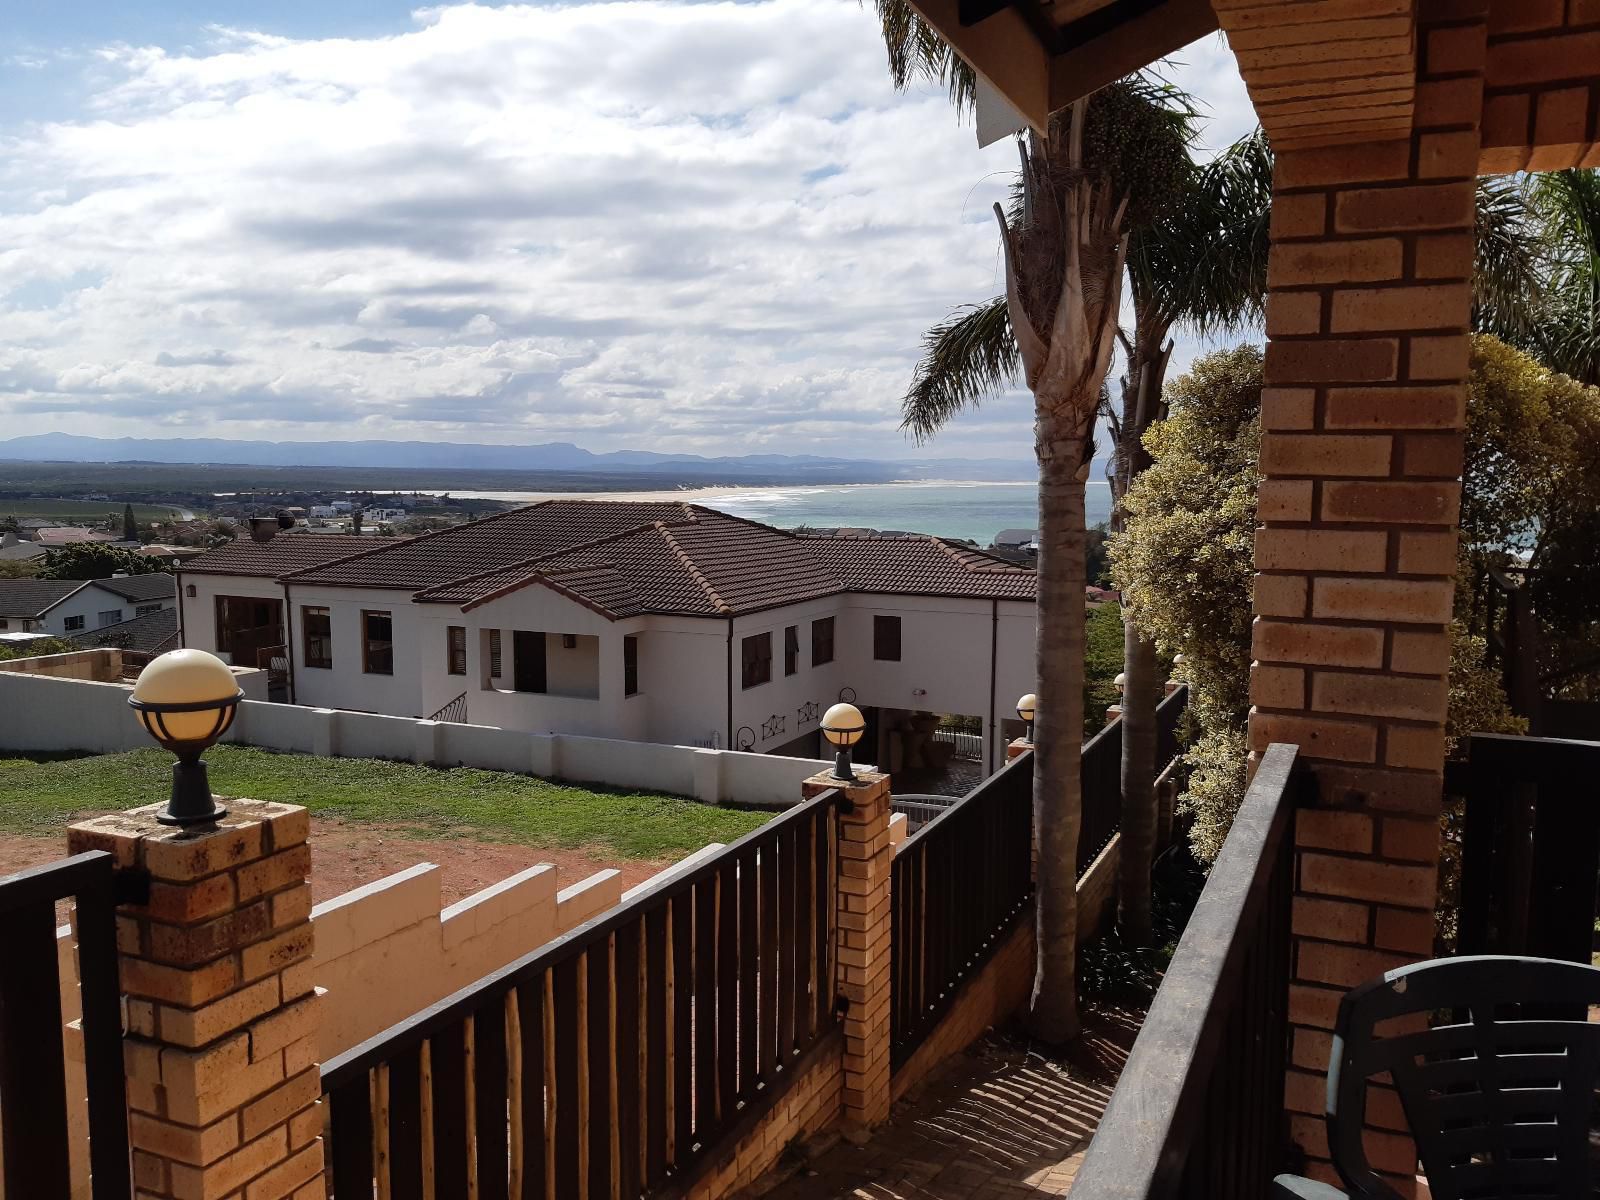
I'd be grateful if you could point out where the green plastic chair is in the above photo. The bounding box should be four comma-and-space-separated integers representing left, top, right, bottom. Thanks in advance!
1272, 955, 1600, 1200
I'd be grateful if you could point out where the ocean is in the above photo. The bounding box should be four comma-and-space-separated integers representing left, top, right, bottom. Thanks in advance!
450, 480, 1114, 545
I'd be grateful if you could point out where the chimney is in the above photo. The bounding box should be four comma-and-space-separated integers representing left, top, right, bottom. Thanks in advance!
249, 516, 280, 543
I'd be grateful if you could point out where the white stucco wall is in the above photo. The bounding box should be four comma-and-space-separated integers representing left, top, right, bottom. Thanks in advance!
727, 596, 847, 756
287, 586, 423, 716
178, 572, 285, 660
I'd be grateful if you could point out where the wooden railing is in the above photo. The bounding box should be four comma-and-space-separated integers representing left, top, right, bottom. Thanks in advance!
320, 791, 840, 1199
1079, 684, 1189, 874
1450, 732, 1600, 964
1069, 742, 1301, 1200
889, 749, 1033, 1069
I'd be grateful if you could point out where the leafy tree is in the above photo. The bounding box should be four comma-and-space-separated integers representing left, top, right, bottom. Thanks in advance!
0, 558, 41, 579
37, 543, 166, 581
0, 636, 76, 662
1114, 337, 1590, 861
1108, 347, 1261, 862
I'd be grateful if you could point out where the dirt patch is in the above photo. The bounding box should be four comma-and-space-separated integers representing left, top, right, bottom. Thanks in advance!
0, 816, 672, 907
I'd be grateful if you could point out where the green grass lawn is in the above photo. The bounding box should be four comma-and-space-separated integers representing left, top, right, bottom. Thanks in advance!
0, 498, 186, 523
0, 746, 769, 860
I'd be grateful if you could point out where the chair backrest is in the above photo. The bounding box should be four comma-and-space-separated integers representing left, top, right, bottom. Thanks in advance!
1326, 955, 1600, 1200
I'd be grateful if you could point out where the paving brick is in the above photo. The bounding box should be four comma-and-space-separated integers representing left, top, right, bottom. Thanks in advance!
1380, 816, 1441, 865
1275, 139, 1412, 188
1413, 231, 1475, 280
1399, 433, 1466, 477
1298, 940, 1413, 988
1266, 337, 1399, 383
1267, 290, 1325, 336
1260, 433, 1393, 477
1329, 283, 1472, 333
1323, 386, 1465, 429
1312, 672, 1449, 722
1254, 620, 1386, 669
1270, 191, 1328, 239
1255, 528, 1388, 572
1297, 808, 1374, 854
147, 902, 273, 969
157, 976, 282, 1049
269, 885, 312, 930
1416, 129, 1482, 179
140, 821, 265, 883
1384, 722, 1448, 770
1311, 577, 1454, 624
1425, 22, 1487, 73
1267, 238, 1404, 287
240, 926, 314, 983
1390, 629, 1451, 675
1292, 894, 1371, 943
1258, 480, 1316, 521
143, 874, 238, 925
167, 1127, 289, 1200
1262, 388, 1316, 430
250, 995, 319, 1063
242, 1140, 323, 1200
241, 1069, 322, 1142
1300, 852, 1436, 907
1255, 574, 1310, 618
1292, 1027, 1335, 1072
1333, 183, 1474, 233
1375, 905, 1437, 953
129, 1110, 242, 1168
1486, 30, 1600, 87
1250, 712, 1378, 763
1407, 333, 1471, 380
1251, 663, 1307, 709
121, 954, 240, 1009
1415, 76, 1484, 126
1320, 480, 1461, 524
1289, 983, 1343, 1030
236, 844, 313, 904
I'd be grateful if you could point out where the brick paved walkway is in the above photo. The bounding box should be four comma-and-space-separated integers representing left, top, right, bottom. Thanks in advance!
750, 1010, 1141, 1199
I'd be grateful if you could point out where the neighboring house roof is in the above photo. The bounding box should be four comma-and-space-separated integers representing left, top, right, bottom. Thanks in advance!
286, 501, 697, 590
993, 529, 1039, 546
92, 574, 176, 603
179, 533, 377, 577
67, 607, 179, 655
0, 579, 85, 618
34, 527, 118, 545
0, 541, 46, 561
179, 501, 1039, 621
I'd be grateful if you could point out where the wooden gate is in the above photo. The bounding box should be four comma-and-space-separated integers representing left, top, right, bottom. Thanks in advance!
0, 851, 131, 1199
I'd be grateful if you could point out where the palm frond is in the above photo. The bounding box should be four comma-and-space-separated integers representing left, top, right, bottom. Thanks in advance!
1474, 176, 1543, 342
901, 296, 1018, 443
870, 0, 977, 116
1528, 169, 1600, 385
1128, 127, 1272, 338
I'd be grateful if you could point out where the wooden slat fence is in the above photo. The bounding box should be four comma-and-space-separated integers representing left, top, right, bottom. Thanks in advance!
889, 750, 1034, 1070
1068, 743, 1301, 1200
0, 851, 130, 1200
320, 791, 840, 1199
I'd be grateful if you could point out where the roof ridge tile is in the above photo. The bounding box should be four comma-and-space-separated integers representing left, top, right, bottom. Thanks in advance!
655, 521, 730, 614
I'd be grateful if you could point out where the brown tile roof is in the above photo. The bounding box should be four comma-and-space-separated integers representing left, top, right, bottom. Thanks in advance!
178, 532, 377, 577
182, 502, 1036, 618
285, 501, 697, 590
417, 505, 1035, 618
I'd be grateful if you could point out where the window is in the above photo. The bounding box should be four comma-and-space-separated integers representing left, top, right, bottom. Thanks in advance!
812, 617, 834, 666
363, 610, 394, 675
447, 626, 467, 675
98, 609, 123, 628
488, 629, 503, 678
784, 625, 799, 676
741, 632, 772, 689
136, 603, 163, 617
302, 606, 332, 669
512, 630, 547, 694
624, 635, 639, 696
62, 614, 85, 632
873, 615, 902, 662
0, 618, 7, 630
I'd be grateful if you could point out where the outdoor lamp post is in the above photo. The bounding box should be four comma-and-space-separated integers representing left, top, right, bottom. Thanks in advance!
129, 648, 242, 828
1016, 693, 1036, 744
821, 702, 866, 783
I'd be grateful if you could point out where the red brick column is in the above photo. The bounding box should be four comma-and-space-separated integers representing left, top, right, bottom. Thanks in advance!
68, 801, 324, 1200
1249, 2, 1487, 1188
803, 768, 892, 1132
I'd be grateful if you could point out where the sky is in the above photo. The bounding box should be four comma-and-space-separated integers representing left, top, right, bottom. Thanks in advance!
0, 0, 1257, 461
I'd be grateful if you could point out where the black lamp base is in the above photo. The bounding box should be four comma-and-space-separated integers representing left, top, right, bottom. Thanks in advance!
831, 746, 858, 785
157, 757, 229, 828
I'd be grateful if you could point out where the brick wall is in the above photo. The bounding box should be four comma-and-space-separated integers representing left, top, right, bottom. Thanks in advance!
0, 646, 123, 682
1479, 0, 1600, 171
1251, 0, 1486, 1188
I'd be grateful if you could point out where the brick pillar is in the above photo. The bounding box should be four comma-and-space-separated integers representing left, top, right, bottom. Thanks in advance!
803, 768, 892, 1133
68, 801, 325, 1200
1249, 3, 1486, 1189
1005, 737, 1032, 762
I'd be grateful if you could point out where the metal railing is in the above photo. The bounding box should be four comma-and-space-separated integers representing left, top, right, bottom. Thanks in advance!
427, 691, 469, 724
932, 728, 984, 757
1079, 684, 1189, 875
1069, 743, 1301, 1200
321, 791, 840, 1199
889, 749, 1034, 1069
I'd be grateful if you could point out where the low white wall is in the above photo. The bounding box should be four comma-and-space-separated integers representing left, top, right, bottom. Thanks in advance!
0, 669, 833, 808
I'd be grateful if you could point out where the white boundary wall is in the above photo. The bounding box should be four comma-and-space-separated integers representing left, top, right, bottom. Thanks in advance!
0, 664, 832, 807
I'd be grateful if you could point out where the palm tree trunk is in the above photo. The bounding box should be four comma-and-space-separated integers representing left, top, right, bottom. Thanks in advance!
1029, 433, 1088, 1045
1114, 323, 1170, 945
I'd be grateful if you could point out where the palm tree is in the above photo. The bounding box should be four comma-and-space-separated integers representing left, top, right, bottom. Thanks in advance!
900, 79, 1191, 1043
1529, 169, 1600, 386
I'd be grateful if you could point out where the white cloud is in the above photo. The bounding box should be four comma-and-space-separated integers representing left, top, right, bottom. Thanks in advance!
0, 2, 1253, 459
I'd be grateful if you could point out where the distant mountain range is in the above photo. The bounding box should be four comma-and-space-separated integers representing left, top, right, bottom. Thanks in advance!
0, 433, 1042, 484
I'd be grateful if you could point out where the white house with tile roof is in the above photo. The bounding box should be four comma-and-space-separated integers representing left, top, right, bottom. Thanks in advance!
177, 503, 1037, 773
